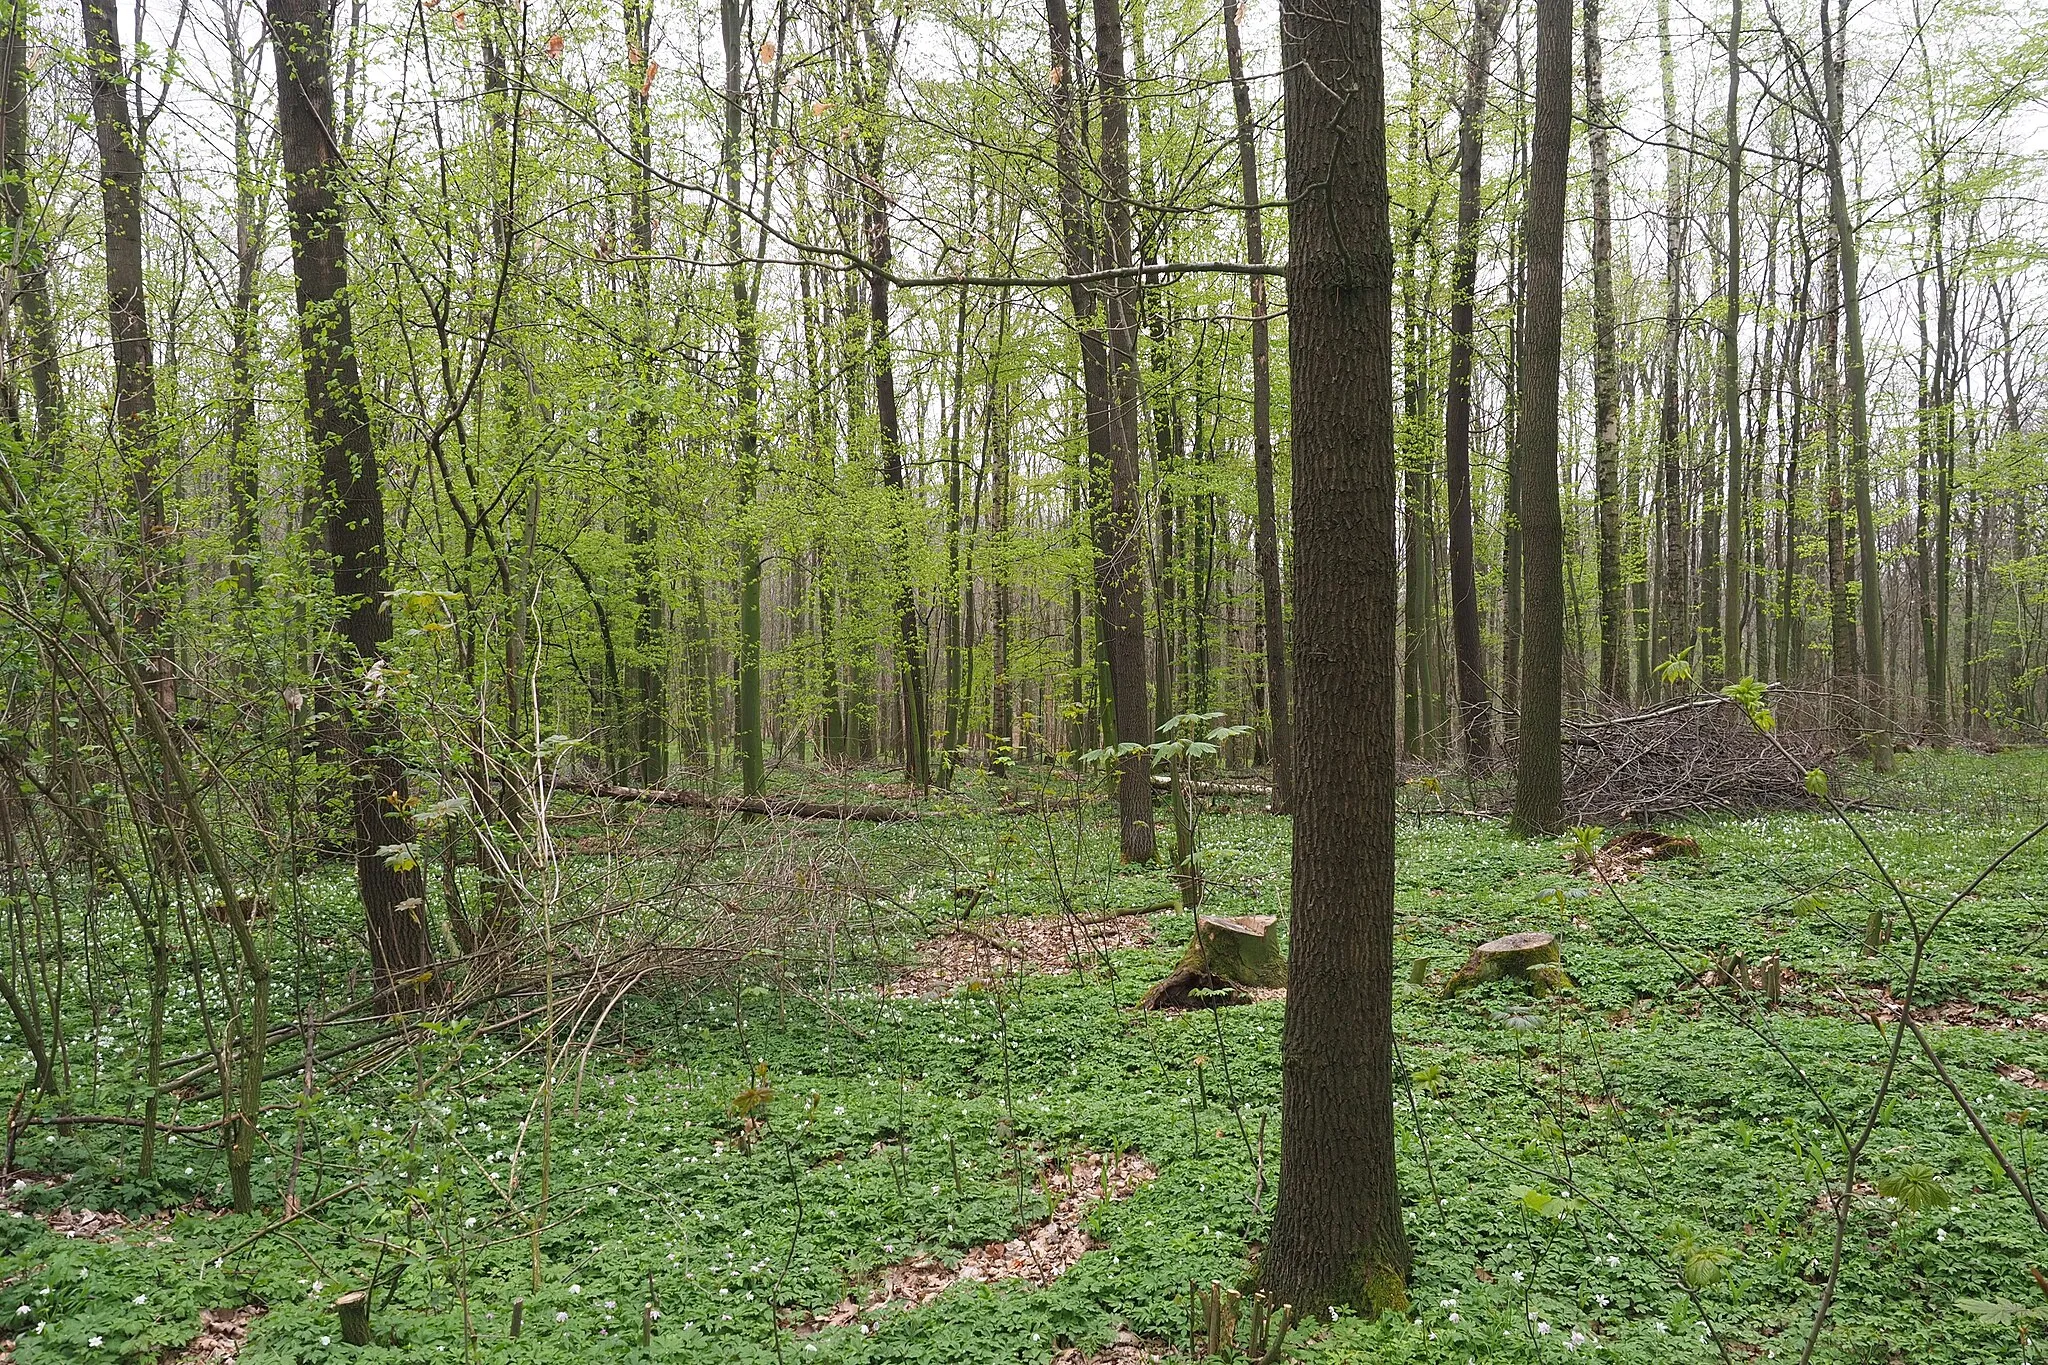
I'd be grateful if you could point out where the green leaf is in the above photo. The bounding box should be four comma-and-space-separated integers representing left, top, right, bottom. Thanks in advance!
1956, 1298, 2044, 1326
1804, 768, 1830, 798
1876, 1163, 1952, 1212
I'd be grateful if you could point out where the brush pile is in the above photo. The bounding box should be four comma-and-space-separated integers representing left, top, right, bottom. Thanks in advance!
1558, 690, 1833, 822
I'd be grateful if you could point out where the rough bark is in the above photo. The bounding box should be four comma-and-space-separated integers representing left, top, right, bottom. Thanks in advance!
1259, 0, 1410, 1313
1509, 0, 1573, 836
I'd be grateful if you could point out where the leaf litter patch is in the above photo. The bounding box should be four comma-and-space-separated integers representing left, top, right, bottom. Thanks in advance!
886, 913, 1165, 997
802, 1150, 1157, 1329
165, 1306, 264, 1364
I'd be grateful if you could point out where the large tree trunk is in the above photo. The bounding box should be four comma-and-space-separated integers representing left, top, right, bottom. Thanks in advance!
1584, 0, 1624, 703
269, 0, 434, 1002
1223, 0, 1292, 811
1445, 0, 1503, 763
1508, 0, 1572, 836
1259, 0, 1409, 1314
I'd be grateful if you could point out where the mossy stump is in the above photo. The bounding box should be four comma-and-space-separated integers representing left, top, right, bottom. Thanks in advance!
1141, 914, 1285, 1009
1442, 931, 1569, 997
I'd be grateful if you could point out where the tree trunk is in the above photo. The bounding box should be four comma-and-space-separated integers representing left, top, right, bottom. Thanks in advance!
1508, 0, 1572, 836
1259, 0, 1410, 1313
1719, 0, 1745, 680
1445, 0, 1503, 763
723, 0, 766, 796
626, 0, 667, 783
1584, 0, 1624, 703
1655, 0, 1689, 671
269, 0, 434, 1003
1088, 0, 1156, 861
2, 0, 62, 451
1223, 0, 1293, 810
82, 0, 173, 723
1823, 0, 1893, 770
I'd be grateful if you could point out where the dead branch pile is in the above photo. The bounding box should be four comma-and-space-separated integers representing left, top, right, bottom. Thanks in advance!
557, 777, 917, 822
1556, 691, 1831, 822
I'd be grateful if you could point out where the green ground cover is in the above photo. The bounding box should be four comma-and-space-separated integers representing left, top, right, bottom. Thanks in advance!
2, 748, 2045, 1363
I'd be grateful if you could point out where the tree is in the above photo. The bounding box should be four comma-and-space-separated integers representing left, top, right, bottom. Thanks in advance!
1820, 0, 1895, 770
269, 0, 435, 1000
1446, 0, 1504, 764
1719, 0, 1746, 681
1259, 0, 1410, 1314
1223, 0, 1293, 812
1508, 0, 1573, 836
1584, 0, 1624, 702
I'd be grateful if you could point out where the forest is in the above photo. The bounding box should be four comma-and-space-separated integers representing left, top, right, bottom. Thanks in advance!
0, 0, 2047, 1355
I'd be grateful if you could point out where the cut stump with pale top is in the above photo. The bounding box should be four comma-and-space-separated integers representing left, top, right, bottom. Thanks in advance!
1442, 931, 1570, 997
1140, 914, 1286, 1009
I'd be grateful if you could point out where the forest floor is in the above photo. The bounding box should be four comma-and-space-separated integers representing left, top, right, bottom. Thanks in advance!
2, 748, 2046, 1364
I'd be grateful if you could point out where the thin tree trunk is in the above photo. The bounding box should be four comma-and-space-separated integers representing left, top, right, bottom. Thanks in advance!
1223, 0, 1293, 809
1719, 0, 1745, 679
1445, 0, 1503, 763
269, 0, 435, 1011
1584, 0, 1623, 702
1656, 0, 1689, 671
625, 0, 667, 782
1822, 0, 1892, 769
724, 0, 766, 795
1088, 0, 1156, 861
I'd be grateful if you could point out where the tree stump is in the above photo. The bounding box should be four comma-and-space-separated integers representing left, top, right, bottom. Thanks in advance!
1442, 931, 1569, 997
335, 1290, 372, 1346
1141, 914, 1286, 1009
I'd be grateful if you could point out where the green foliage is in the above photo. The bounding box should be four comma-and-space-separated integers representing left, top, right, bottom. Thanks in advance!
3, 751, 2047, 1362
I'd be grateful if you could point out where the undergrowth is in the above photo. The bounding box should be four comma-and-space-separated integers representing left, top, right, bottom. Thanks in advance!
1, 748, 2044, 1363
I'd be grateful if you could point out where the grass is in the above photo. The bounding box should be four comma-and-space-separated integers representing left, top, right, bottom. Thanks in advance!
1, 748, 2045, 1363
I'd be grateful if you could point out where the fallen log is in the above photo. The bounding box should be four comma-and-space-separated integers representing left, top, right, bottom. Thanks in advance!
556, 779, 918, 823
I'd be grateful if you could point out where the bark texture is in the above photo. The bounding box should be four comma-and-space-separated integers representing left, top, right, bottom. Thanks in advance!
1259, 0, 1410, 1313
1509, 0, 1573, 835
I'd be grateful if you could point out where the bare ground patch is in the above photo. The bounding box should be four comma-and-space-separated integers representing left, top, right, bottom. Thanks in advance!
802, 1151, 1156, 1328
